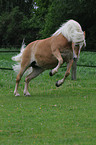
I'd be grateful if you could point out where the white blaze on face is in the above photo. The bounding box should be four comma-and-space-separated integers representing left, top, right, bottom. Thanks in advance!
72, 42, 78, 59
78, 44, 82, 58
72, 39, 86, 60
73, 48, 78, 59
78, 41, 86, 58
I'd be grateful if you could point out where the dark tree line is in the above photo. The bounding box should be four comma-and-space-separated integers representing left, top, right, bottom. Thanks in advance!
0, 0, 96, 50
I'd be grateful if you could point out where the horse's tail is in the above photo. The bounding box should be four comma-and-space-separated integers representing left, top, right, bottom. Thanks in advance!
12, 41, 26, 62
12, 41, 26, 73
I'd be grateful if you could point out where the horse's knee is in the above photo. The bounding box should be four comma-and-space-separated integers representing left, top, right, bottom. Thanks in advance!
25, 76, 30, 84
60, 58, 63, 65
66, 72, 70, 77
25, 77, 28, 83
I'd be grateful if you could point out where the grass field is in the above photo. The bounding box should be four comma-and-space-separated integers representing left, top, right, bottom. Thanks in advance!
0, 51, 96, 145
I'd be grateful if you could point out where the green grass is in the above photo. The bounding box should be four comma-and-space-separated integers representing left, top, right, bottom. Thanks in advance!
0, 51, 96, 145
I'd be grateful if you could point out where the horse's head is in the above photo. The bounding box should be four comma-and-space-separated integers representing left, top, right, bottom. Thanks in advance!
72, 31, 86, 61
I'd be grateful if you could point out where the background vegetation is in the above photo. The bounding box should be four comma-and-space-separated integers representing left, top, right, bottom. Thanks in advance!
0, 0, 96, 50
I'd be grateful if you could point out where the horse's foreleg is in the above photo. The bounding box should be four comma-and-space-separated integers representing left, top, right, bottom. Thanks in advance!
56, 59, 73, 87
49, 49, 63, 76
24, 67, 44, 96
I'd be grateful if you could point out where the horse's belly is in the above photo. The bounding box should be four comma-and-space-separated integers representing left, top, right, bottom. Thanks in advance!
35, 50, 72, 69
35, 39, 73, 69
35, 53, 58, 69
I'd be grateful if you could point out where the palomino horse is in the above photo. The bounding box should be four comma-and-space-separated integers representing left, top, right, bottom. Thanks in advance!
12, 20, 86, 96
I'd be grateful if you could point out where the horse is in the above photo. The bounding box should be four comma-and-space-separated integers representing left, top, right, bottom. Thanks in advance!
12, 19, 86, 96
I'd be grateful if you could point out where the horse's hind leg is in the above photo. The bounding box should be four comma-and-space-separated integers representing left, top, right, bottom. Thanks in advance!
14, 63, 30, 96
14, 68, 25, 96
24, 67, 44, 96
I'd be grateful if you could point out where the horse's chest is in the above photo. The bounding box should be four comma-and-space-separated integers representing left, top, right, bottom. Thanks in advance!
61, 50, 73, 63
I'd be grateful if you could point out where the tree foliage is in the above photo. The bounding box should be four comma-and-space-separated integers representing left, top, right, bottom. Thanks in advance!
0, 0, 96, 50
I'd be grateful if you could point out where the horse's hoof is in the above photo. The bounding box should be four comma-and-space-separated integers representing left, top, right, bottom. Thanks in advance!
25, 94, 31, 97
49, 71, 53, 76
55, 81, 62, 87
56, 81, 60, 87
24, 92, 31, 97
15, 93, 20, 96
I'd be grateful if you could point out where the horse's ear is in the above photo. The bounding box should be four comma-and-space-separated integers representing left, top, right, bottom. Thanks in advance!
84, 31, 85, 37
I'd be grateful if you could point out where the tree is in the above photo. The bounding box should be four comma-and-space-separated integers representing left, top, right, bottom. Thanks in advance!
40, 0, 96, 50
0, 7, 24, 46
0, 1, 36, 47
0, 0, 34, 17
0, 0, 96, 50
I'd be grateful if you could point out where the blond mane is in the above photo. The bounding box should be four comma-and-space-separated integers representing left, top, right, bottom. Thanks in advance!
52, 20, 86, 47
